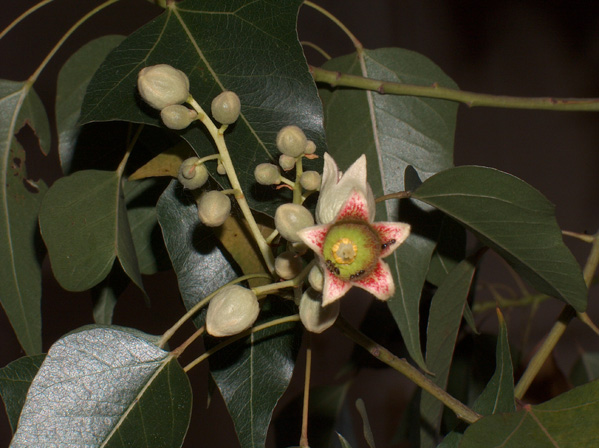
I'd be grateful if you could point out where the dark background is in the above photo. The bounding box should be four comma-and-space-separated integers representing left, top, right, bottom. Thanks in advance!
1, 0, 599, 446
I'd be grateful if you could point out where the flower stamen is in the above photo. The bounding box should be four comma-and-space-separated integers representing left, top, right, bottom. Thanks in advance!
332, 238, 358, 264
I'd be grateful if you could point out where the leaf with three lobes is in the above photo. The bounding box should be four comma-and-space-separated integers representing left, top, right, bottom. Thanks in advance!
460, 378, 599, 447
56, 35, 125, 173
319, 48, 459, 369
39, 170, 144, 294
0, 354, 46, 432
80, 0, 325, 217
413, 166, 587, 312
0, 79, 50, 354
419, 258, 475, 448
208, 300, 301, 448
9, 326, 191, 447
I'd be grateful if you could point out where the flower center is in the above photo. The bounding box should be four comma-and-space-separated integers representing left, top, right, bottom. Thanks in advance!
322, 220, 381, 281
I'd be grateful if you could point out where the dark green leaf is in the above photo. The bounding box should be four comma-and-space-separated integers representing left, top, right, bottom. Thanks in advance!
0, 355, 45, 432
472, 309, 515, 415
570, 352, 599, 387
39, 170, 144, 293
460, 378, 599, 447
91, 265, 130, 325
80, 0, 325, 217
420, 258, 475, 447
156, 181, 237, 326
355, 399, 376, 448
319, 48, 459, 369
209, 300, 301, 448
437, 431, 462, 448
337, 433, 354, 448
426, 216, 466, 287
56, 35, 125, 173
413, 166, 587, 311
10, 326, 191, 446
0, 79, 50, 354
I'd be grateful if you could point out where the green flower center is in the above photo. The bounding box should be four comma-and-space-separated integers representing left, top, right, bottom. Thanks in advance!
322, 220, 381, 281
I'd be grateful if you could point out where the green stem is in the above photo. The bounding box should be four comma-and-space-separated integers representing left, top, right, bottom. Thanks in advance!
117, 124, 143, 178
293, 156, 304, 204
187, 97, 276, 273
0, 0, 56, 41
299, 334, 312, 448
335, 316, 481, 424
251, 260, 315, 297
375, 190, 411, 203
183, 314, 300, 372
300, 41, 332, 60
311, 66, 599, 112
302, 1, 362, 50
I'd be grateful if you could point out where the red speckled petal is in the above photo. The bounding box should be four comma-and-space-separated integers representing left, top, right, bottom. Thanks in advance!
335, 190, 371, 222
353, 260, 395, 301
322, 269, 351, 306
372, 222, 411, 258
297, 224, 329, 254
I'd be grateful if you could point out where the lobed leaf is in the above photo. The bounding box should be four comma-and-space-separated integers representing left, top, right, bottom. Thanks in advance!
413, 166, 587, 311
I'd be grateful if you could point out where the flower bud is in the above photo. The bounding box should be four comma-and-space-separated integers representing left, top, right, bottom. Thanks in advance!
211, 91, 241, 125
275, 251, 303, 280
137, 64, 190, 110
206, 285, 260, 337
197, 190, 231, 227
300, 171, 321, 191
217, 161, 226, 175
178, 157, 209, 189
279, 154, 296, 171
308, 265, 323, 292
274, 203, 314, 243
254, 163, 281, 185
299, 288, 339, 333
304, 140, 316, 155
161, 104, 197, 130
291, 241, 308, 256
276, 125, 307, 157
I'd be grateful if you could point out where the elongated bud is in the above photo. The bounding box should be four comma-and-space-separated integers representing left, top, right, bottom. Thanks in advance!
299, 288, 339, 333
276, 125, 307, 157
211, 91, 241, 124
197, 190, 231, 227
254, 163, 281, 185
274, 203, 314, 243
137, 64, 190, 110
308, 265, 323, 292
300, 171, 321, 191
206, 285, 260, 337
275, 251, 303, 280
161, 105, 197, 130
178, 157, 209, 189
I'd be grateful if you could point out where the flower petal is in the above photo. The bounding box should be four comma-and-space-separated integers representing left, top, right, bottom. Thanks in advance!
297, 224, 329, 254
322, 268, 352, 306
353, 260, 395, 301
335, 189, 372, 222
372, 222, 411, 258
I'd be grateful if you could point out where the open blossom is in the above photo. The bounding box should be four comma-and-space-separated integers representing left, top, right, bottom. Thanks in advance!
298, 154, 410, 306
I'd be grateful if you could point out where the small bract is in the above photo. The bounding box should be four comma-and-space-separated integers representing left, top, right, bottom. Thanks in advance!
274, 203, 314, 243
276, 125, 307, 157
137, 64, 190, 110
211, 91, 241, 125
197, 190, 231, 227
206, 285, 260, 337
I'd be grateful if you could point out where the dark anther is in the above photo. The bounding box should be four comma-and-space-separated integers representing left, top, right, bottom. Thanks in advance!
334, 267, 340, 275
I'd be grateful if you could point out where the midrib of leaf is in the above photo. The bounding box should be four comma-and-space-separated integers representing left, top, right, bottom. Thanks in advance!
528, 409, 560, 447
99, 354, 172, 447
1, 82, 35, 348
171, 5, 272, 161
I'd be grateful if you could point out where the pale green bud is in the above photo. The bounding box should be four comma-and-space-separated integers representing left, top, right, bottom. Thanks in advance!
254, 163, 281, 185
137, 64, 190, 110
211, 91, 241, 125
279, 154, 296, 171
276, 125, 307, 157
299, 287, 339, 333
300, 171, 321, 191
217, 161, 226, 175
206, 285, 260, 337
275, 251, 303, 280
178, 157, 209, 189
197, 190, 231, 227
304, 140, 316, 155
308, 265, 323, 292
161, 105, 197, 130
274, 203, 314, 243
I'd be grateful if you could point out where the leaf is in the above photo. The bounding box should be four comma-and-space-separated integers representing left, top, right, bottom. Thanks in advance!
80, 0, 325, 217
0, 355, 45, 433
337, 433, 355, 448
208, 300, 301, 448
56, 35, 125, 173
412, 166, 587, 312
319, 48, 459, 369
419, 258, 474, 447
39, 170, 144, 293
10, 326, 191, 447
91, 265, 130, 325
570, 352, 599, 387
460, 378, 599, 447
129, 141, 194, 181
0, 79, 50, 354
156, 180, 237, 326
426, 216, 466, 287
355, 399, 376, 448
